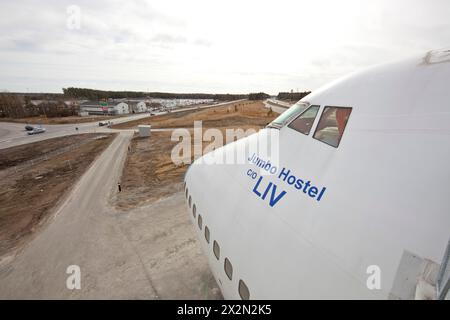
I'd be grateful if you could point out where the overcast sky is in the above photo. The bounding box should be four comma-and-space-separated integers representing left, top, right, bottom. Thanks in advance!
0, 0, 449, 94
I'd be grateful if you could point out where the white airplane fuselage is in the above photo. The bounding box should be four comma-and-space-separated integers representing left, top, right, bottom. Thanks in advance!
184, 49, 450, 299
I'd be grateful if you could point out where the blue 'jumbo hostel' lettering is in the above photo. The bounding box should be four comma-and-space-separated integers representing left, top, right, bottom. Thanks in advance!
294, 179, 304, 190
253, 176, 287, 207
316, 187, 326, 201
262, 182, 272, 200
278, 166, 326, 202
252, 176, 263, 197
269, 185, 287, 207
278, 167, 290, 180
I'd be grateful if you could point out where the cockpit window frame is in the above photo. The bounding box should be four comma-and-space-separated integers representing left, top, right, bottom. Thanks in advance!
267, 101, 311, 129
312, 106, 352, 148
286, 105, 321, 136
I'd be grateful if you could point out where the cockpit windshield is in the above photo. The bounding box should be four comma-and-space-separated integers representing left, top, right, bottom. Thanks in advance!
267, 102, 309, 129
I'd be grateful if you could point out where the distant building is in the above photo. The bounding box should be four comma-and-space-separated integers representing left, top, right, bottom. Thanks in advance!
138, 125, 151, 137
113, 102, 129, 114
135, 101, 147, 113
127, 100, 148, 113
80, 101, 129, 115
146, 101, 163, 112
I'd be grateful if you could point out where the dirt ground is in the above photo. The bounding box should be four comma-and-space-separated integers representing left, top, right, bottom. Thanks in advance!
0, 115, 126, 125
115, 101, 277, 209
0, 133, 116, 256
113, 101, 276, 129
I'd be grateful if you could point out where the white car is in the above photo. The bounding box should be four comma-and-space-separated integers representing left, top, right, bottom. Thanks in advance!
27, 127, 46, 135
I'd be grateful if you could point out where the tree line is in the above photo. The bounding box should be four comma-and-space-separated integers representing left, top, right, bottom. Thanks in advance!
277, 91, 311, 101
1, 88, 309, 119
0, 94, 77, 118
248, 92, 271, 100
62, 87, 250, 101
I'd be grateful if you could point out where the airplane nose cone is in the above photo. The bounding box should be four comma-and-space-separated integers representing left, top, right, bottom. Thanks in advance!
184, 127, 280, 224
183, 146, 248, 299
183, 147, 230, 221
183, 128, 280, 299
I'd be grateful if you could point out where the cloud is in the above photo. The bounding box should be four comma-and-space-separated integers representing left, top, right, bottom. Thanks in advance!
0, 0, 449, 93
151, 33, 187, 45
193, 39, 212, 47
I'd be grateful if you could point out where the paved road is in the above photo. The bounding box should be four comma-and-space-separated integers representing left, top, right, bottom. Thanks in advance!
267, 98, 293, 108
0, 99, 248, 298
0, 113, 150, 150
0, 131, 220, 299
0, 100, 246, 150
263, 100, 290, 114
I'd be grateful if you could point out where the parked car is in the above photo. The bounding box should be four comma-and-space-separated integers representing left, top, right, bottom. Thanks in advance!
24, 125, 34, 131
99, 121, 108, 126
27, 127, 46, 135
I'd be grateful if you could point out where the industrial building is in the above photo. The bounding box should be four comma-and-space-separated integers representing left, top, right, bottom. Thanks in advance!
80, 101, 129, 115
128, 101, 148, 113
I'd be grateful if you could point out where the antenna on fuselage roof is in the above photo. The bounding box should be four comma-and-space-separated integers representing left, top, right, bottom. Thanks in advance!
423, 47, 450, 65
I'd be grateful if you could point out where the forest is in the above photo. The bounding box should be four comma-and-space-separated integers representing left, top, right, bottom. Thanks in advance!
62, 87, 249, 101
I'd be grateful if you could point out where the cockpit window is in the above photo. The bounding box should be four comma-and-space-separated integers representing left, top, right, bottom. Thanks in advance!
313, 106, 352, 148
287, 105, 320, 135
267, 102, 309, 128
